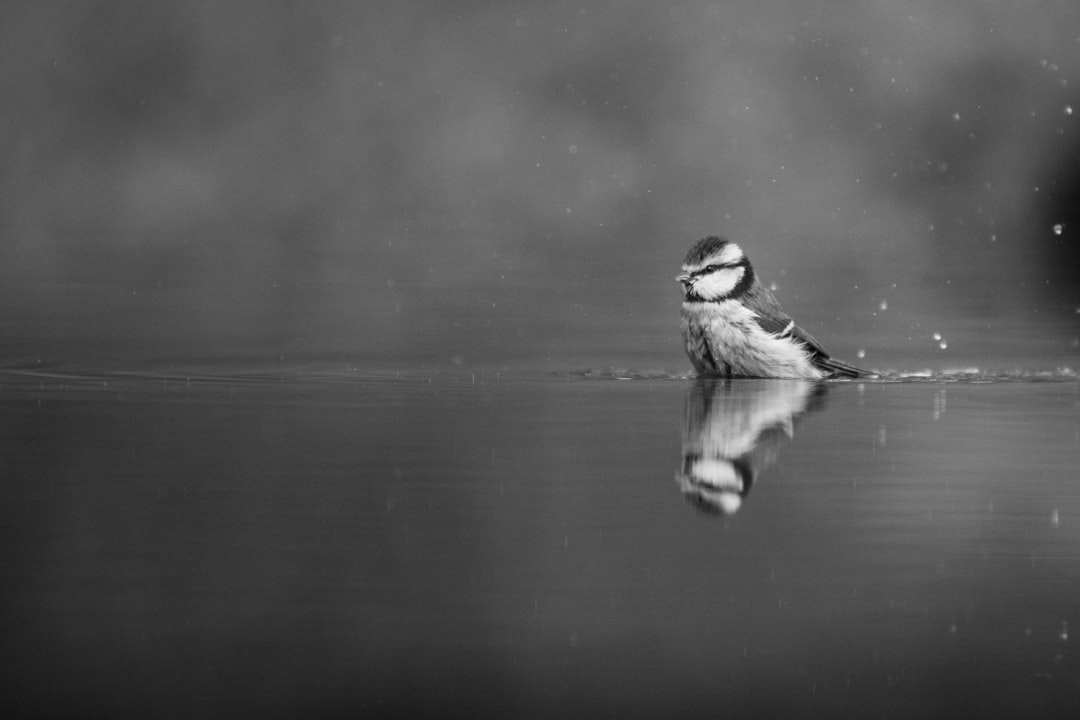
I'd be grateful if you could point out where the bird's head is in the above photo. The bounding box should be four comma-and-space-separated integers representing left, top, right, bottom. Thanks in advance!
676, 236, 755, 302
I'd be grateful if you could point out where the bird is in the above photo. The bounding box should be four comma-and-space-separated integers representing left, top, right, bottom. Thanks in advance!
676, 236, 871, 379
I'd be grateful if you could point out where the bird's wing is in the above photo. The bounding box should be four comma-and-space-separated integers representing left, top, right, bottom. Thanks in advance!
783, 323, 831, 361
740, 283, 829, 359
739, 282, 792, 333
741, 282, 872, 377
781, 321, 868, 378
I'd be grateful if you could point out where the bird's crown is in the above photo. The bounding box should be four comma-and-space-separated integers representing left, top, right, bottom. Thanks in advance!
683, 236, 747, 270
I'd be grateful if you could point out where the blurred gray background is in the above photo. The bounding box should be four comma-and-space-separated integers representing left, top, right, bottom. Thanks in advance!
1, 0, 1077, 371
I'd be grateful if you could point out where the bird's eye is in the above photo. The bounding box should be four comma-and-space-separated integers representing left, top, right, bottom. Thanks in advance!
704, 264, 720, 273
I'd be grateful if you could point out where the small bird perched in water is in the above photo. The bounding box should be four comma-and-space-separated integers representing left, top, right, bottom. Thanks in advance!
677, 236, 870, 379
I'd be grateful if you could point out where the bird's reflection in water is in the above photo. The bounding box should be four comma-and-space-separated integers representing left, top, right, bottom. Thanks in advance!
676, 378, 828, 516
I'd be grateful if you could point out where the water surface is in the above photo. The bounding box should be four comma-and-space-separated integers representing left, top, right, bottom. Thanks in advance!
1, 366, 1077, 718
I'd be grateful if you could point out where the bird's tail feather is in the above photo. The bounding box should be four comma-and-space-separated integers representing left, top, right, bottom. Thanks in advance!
817, 356, 874, 379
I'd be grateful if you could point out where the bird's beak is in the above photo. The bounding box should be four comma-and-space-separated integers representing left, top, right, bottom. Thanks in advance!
675, 273, 691, 285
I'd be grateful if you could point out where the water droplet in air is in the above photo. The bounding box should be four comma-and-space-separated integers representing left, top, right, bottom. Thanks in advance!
1066, 105, 1074, 115
879, 300, 888, 312
951, 112, 961, 121
932, 332, 942, 341
857, 349, 866, 359
1051, 509, 1060, 528
1053, 223, 1064, 235
939, 341, 948, 350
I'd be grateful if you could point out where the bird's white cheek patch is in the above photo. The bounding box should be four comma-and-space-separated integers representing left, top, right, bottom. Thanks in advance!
693, 267, 744, 300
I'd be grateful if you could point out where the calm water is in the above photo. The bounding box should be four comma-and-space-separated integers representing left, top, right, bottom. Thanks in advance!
1, 366, 1078, 719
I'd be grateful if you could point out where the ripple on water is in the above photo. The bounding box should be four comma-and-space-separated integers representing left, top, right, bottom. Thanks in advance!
1, 362, 1076, 389
558, 366, 1078, 383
